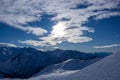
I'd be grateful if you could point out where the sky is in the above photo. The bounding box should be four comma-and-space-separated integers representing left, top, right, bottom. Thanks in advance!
0, 0, 120, 52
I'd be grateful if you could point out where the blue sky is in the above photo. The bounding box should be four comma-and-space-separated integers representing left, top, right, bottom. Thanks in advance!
0, 0, 120, 52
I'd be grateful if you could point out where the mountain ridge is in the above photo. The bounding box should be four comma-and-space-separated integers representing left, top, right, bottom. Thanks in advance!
0, 46, 111, 79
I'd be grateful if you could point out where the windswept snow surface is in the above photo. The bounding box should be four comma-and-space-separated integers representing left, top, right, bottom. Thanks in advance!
33, 58, 100, 77
29, 53, 120, 80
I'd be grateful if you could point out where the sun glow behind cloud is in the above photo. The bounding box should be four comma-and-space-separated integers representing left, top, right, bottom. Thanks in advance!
51, 22, 66, 37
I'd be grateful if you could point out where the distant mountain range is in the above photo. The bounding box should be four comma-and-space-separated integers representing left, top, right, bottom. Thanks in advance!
0, 46, 111, 79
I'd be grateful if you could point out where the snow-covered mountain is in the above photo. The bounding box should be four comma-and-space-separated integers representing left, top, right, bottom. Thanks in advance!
30, 53, 120, 80
0, 46, 111, 79
0, 47, 48, 78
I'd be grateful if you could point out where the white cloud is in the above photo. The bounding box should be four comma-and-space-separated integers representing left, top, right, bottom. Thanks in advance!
95, 12, 120, 20
0, 0, 47, 36
67, 37, 92, 43
53, 47, 59, 49
19, 40, 43, 47
0, 43, 17, 47
26, 26, 48, 36
94, 44, 120, 49
0, 0, 120, 46
20, 21, 94, 46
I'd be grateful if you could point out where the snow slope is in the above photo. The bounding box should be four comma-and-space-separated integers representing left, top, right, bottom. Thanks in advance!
30, 53, 120, 80
33, 58, 100, 77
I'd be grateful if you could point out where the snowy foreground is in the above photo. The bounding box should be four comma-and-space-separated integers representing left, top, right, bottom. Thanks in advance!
1, 53, 120, 80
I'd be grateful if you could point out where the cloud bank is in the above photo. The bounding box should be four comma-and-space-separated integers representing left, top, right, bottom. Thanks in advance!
0, 0, 120, 47
94, 44, 120, 49
0, 43, 17, 47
